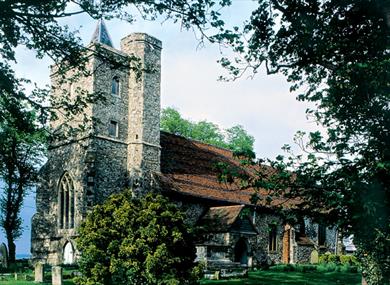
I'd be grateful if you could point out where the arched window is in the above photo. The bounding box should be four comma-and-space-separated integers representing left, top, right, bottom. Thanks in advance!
58, 172, 75, 229
111, 76, 120, 96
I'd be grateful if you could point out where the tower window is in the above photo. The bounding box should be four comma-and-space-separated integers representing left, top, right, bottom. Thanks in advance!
58, 172, 75, 229
269, 224, 277, 252
111, 76, 120, 96
108, 120, 118, 137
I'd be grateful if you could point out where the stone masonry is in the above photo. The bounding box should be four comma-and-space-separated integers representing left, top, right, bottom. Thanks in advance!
31, 21, 338, 267
31, 31, 162, 265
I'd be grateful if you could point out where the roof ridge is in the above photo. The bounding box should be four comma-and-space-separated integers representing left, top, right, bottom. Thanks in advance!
209, 205, 245, 209
160, 130, 234, 154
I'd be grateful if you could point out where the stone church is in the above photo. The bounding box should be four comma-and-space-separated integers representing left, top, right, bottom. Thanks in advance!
31, 20, 339, 269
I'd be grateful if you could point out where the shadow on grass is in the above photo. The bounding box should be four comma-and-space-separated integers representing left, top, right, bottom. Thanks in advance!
201, 270, 362, 285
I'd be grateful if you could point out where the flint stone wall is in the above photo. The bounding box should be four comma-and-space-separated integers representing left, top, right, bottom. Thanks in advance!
31, 33, 162, 265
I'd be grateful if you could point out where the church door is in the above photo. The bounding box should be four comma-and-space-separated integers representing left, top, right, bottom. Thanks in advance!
63, 242, 75, 264
234, 238, 249, 266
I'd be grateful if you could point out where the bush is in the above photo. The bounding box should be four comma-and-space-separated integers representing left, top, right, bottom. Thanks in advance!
339, 255, 359, 266
317, 262, 337, 272
319, 253, 359, 266
75, 191, 198, 285
268, 262, 359, 274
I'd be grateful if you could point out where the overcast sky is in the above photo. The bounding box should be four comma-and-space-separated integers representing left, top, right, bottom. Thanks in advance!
1, 2, 320, 255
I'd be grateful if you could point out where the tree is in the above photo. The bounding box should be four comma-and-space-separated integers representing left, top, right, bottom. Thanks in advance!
0, 91, 45, 263
225, 125, 255, 154
75, 191, 198, 285
161, 107, 255, 153
210, 1, 389, 284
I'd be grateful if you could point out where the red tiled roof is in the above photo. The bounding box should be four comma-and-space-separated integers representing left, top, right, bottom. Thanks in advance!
201, 205, 245, 230
159, 131, 297, 207
198, 205, 257, 234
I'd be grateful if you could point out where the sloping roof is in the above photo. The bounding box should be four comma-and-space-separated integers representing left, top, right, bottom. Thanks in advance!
90, 19, 114, 47
198, 205, 257, 234
200, 205, 244, 232
159, 131, 296, 208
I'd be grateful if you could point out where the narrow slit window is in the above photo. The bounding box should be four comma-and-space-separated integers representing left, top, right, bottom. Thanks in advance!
269, 224, 277, 252
111, 76, 120, 96
318, 224, 327, 246
108, 120, 118, 137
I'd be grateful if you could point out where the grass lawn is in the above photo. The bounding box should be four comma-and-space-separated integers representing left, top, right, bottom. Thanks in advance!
0, 281, 75, 285
0, 266, 362, 285
201, 270, 362, 285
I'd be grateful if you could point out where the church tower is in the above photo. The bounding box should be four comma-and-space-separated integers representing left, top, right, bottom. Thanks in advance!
31, 20, 162, 265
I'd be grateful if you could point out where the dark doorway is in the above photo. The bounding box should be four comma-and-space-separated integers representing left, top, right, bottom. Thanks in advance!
234, 238, 249, 266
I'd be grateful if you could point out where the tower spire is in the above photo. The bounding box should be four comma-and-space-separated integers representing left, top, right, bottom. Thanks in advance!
90, 18, 114, 47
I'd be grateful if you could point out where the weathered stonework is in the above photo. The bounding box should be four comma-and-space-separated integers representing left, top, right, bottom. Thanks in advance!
31, 25, 339, 268
31, 32, 162, 265
252, 213, 283, 265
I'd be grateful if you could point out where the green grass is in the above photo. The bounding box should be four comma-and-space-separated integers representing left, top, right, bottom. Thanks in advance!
0, 265, 361, 285
201, 270, 362, 285
0, 272, 76, 284
0, 281, 75, 285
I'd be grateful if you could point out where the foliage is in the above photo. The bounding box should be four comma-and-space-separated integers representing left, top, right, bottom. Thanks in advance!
75, 191, 198, 285
161, 107, 255, 153
209, 1, 389, 284
319, 253, 359, 267
0, 91, 45, 263
270, 263, 358, 274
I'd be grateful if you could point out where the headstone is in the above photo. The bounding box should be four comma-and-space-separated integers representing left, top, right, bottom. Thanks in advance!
34, 262, 44, 283
52, 266, 63, 285
310, 249, 319, 264
0, 243, 8, 268
213, 271, 220, 280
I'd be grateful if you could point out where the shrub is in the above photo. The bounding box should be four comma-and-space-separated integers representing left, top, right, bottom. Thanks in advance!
75, 191, 198, 285
319, 253, 359, 267
269, 263, 359, 274
340, 255, 359, 266
317, 262, 337, 272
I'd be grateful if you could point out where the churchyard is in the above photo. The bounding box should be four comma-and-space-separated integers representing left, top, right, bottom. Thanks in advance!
0, 263, 362, 285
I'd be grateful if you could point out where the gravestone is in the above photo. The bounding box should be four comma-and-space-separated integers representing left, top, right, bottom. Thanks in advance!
34, 262, 44, 282
310, 249, 319, 264
52, 266, 63, 285
0, 243, 8, 268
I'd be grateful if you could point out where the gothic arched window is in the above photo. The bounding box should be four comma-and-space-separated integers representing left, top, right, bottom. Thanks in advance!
111, 76, 120, 96
58, 172, 75, 229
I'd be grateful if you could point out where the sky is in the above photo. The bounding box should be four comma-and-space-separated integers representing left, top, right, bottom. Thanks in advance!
0, 2, 320, 255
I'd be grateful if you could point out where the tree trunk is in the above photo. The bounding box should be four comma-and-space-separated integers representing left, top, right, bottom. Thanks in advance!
7, 234, 15, 264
